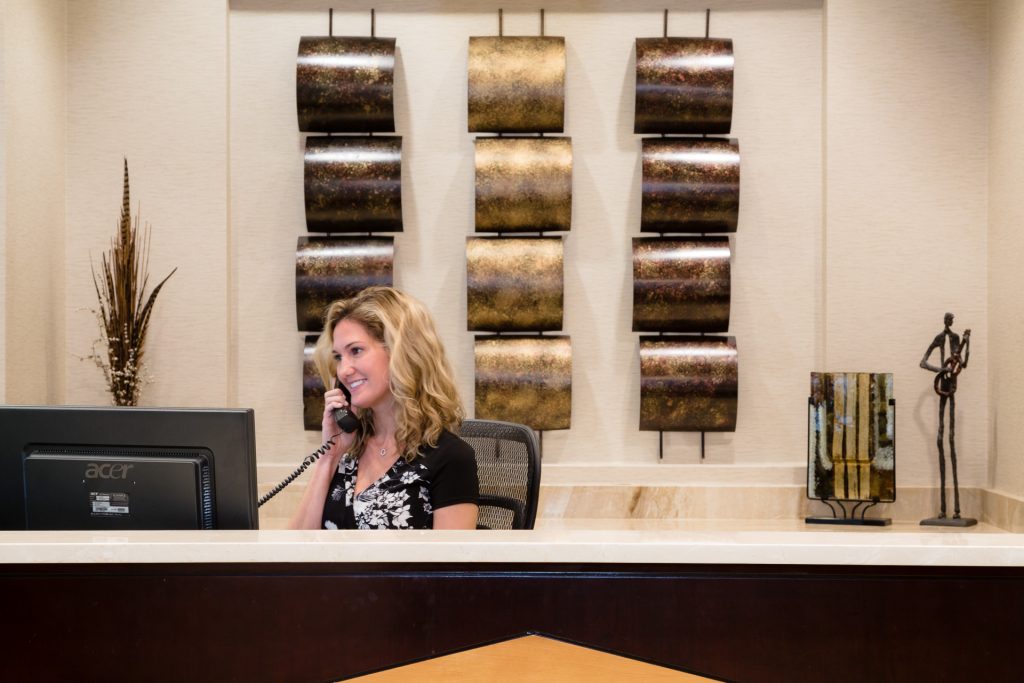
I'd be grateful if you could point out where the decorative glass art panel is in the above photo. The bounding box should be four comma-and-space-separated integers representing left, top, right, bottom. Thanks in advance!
475, 335, 572, 431
304, 136, 403, 233
302, 335, 324, 431
295, 237, 394, 332
296, 36, 396, 133
641, 137, 740, 234
467, 237, 563, 332
808, 373, 895, 502
634, 37, 734, 135
475, 137, 572, 233
639, 336, 738, 432
632, 237, 731, 333
468, 36, 566, 133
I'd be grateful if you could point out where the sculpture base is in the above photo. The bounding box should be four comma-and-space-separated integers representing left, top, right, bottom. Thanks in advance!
920, 517, 978, 527
805, 516, 891, 527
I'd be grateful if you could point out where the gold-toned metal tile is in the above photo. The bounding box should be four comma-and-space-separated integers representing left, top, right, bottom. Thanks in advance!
475, 335, 572, 431
632, 237, 731, 333
304, 136, 403, 233
641, 137, 740, 233
295, 237, 394, 331
639, 336, 738, 432
475, 137, 572, 233
302, 335, 325, 431
634, 37, 734, 135
467, 237, 563, 332
297, 36, 395, 133
468, 36, 565, 133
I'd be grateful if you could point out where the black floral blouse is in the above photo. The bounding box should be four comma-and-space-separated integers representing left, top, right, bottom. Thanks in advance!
321, 430, 478, 530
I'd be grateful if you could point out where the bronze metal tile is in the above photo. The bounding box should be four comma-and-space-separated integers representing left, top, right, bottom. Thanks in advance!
641, 137, 739, 234
475, 137, 572, 233
639, 336, 738, 432
302, 335, 325, 431
304, 136, 403, 233
632, 237, 731, 333
467, 237, 564, 332
475, 335, 572, 431
297, 36, 395, 133
634, 37, 734, 135
295, 236, 394, 331
468, 36, 565, 133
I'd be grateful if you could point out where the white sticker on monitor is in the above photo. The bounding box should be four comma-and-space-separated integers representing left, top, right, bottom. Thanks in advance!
90, 492, 130, 516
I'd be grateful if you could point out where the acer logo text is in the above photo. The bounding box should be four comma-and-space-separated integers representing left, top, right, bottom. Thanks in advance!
85, 463, 134, 479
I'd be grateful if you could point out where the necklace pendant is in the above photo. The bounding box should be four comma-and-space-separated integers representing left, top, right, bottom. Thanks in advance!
379, 447, 387, 457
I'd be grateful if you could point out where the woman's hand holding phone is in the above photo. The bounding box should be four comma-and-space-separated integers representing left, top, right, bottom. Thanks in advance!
321, 381, 357, 462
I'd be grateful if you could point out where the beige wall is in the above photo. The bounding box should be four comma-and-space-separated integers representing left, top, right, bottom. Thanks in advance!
63, 0, 229, 408
989, 0, 1024, 498
2, 0, 1013, 499
2, 0, 66, 404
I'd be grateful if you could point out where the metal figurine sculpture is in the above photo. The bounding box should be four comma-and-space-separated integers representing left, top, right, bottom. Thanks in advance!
919, 313, 976, 526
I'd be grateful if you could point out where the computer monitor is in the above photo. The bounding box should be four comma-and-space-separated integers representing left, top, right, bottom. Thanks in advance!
0, 405, 259, 530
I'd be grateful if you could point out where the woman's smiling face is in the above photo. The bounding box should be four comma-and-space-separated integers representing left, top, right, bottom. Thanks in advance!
333, 318, 392, 411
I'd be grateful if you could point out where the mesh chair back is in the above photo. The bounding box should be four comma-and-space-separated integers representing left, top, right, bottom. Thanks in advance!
458, 419, 541, 530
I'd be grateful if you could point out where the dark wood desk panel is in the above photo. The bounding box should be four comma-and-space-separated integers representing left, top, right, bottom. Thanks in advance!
2, 563, 1020, 682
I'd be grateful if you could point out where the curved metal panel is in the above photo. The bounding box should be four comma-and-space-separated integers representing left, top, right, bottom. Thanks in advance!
475, 335, 572, 431
641, 137, 740, 234
467, 237, 564, 332
475, 137, 572, 233
295, 236, 394, 332
468, 36, 565, 133
304, 136, 403, 233
302, 335, 325, 431
632, 237, 731, 333
296, 36, 395, 133
634, 37, 734, 135
639, 336, 738, 432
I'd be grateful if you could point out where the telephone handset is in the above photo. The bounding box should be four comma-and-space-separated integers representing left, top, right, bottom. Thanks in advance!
256, 379, 360, 508
333, 379, 360, 434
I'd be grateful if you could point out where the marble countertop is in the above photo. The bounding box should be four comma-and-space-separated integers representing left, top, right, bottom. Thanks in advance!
1, 520, 1021, 567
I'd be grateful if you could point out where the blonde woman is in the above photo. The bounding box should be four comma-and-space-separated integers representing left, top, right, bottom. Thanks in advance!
289, 287, 479, 530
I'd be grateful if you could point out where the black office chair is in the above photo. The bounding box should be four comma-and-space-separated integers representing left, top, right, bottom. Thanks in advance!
458, 419, 541, 530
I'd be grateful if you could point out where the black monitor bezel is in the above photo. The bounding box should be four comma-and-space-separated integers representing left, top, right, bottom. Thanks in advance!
0, 405, 259, 530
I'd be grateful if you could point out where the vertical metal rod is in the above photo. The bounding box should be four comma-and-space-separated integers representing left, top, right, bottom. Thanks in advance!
329, 8, 333, 37
659, 431, 664, 460
705, 8, 710, 38
541, 9, 545, 36
700, 431, 706, 461
539, 429, 543, 459
499, 8, 503, 37
663, 9, 668, 37
371, 8, 376, 38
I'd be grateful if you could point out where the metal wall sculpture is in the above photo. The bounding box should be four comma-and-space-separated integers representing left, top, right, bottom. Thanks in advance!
304, 136, 403, 233
467, 35, 566, 133
295, 237, 394, 332
475, 336, 572, 431
467, 10, 573, 438
634, 37, 734, 135
807, 372, 895, 526
633, 11, 739, 455
295, 10, 403, 429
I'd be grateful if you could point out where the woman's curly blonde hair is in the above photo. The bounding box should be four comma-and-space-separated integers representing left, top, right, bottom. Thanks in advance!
314, 286, 464, 463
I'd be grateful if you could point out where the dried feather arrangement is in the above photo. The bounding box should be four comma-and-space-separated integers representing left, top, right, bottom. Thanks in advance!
89, 160, 177, 406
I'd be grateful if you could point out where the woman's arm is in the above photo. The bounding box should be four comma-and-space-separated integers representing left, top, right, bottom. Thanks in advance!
433, 503, 478, 530
288, 386, 355, 529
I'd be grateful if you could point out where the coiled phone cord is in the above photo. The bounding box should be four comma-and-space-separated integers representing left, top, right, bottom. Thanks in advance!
257, 432, 340, 508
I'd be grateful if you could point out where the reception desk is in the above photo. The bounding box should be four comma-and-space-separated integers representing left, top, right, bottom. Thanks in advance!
2, 521, 1022, 682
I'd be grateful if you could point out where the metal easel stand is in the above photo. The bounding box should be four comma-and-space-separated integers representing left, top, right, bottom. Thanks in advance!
805, 497, 891, 526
